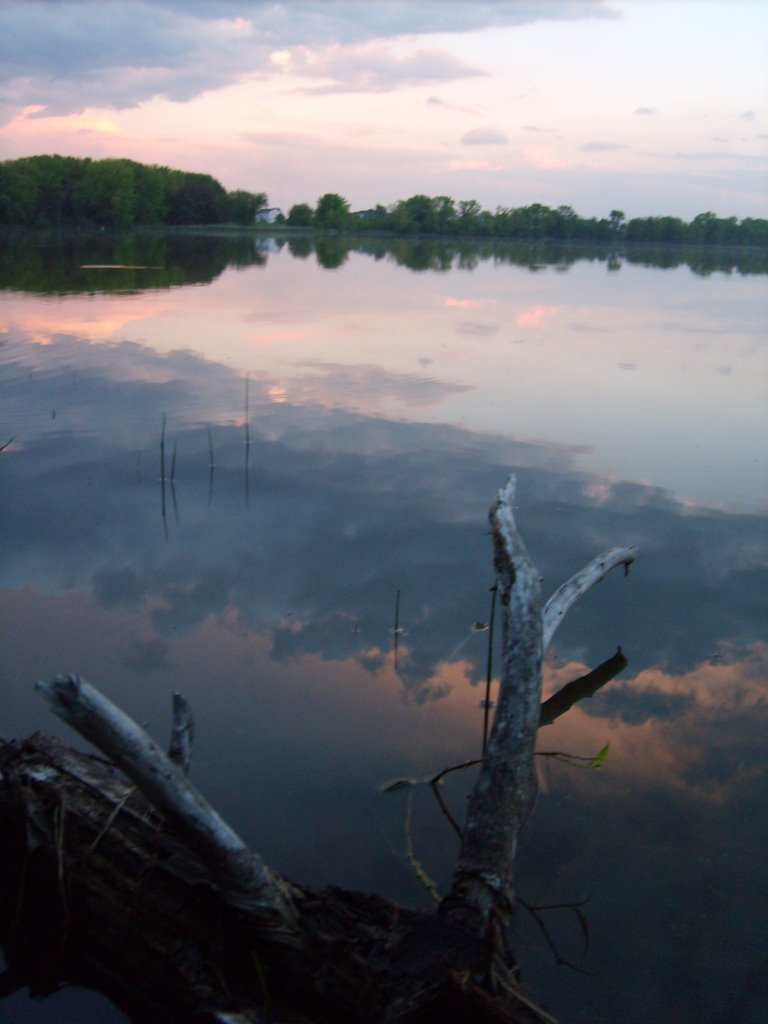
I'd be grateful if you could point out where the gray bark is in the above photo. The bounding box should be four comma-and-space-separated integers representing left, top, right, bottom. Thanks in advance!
35, 674, 299, 942
444, 475, 636, 934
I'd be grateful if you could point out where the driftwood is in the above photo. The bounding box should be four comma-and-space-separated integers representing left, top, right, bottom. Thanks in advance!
0, 475, 636, 1023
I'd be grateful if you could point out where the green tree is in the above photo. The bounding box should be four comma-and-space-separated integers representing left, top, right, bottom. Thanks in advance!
457, 199, 482, 235
609, 209, 626, 237
286, 203, 314, 227
314, 193, 350, 230
227, 189, 267, 225
391, 195, 438, 235
133, 162, 169, 224
0, 158, 41, 225
167, 172, 228, 224
433, 196, 457, 234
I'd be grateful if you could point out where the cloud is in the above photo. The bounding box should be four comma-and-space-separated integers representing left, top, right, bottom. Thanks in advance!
426, 94, 483, 117
289, 45, 487, 95
280, 360, 472, 409
122, 637, 171, 674
455, 322, 500, 337
579, 141, 630, 152
521, 143, 568, 169
0, 0, 616, 117
672, 150, 768, 164
633, 106, 656, 115
460, 127, 509, 145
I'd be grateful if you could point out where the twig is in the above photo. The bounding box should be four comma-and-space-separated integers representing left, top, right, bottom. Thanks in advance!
90, 787, 137, 851
160, 413, 168, 540
207, 425, 215, 506
404, 790, 441, 902
244, 374, 251, 509
168, 692, 194, 774
482, 581, 498, 756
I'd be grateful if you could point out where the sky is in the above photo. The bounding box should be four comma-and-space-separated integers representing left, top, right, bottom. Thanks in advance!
0, 0, 767, 219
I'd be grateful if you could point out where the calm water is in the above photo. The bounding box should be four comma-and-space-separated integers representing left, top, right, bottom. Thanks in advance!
1, 233, 766, 1023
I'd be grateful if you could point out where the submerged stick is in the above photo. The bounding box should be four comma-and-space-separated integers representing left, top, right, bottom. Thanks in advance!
207, 425, 215, 506
160, 413, 168, 539
35, 675, 299, 942
481, 581, 498, 756
244, 374, 251, 509
170, 439, 179, 524
167, 691, 194, 774
393, 588, 402, 668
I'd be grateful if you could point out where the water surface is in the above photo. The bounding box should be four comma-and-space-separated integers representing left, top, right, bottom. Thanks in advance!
1, 233, 766, 1023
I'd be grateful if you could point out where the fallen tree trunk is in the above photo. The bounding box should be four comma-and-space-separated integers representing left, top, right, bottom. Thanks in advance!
0, 475, 636, 1023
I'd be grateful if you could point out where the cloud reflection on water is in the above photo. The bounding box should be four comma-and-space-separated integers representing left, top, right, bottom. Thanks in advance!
1, 287, 767, 1023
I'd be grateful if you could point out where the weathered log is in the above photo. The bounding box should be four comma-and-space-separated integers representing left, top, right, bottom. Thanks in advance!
0, 474, 636, 1023
34, 674, 300, 945
442, 480, 634, 933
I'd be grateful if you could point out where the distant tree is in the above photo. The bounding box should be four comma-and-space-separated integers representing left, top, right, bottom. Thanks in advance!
286, 203, 314, 227
609, 209, 626, 237
433, 196, 457, 234
133, 162, 170, 224
390, 195, 438, 235
625, 215, 686, 244
739, 217, 768, 247
552, 205, 579, 240
75, 158, 137, 227
457, 199, 482, 235
227, 189, 267, 225
0, 159, 39, 224
166, 172, 228, 224
1, 156, 764, 250
314, 193, 350, 230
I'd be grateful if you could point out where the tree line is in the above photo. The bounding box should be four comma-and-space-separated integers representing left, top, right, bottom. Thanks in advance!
287, 192, 767, 247
2, 156, 765, 246
0, 155, 267, 227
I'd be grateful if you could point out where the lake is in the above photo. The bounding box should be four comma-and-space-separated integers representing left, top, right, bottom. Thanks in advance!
1, 231, 766, 1023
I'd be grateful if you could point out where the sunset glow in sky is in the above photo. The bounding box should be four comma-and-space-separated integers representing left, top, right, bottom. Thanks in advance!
1, 0, 766, 218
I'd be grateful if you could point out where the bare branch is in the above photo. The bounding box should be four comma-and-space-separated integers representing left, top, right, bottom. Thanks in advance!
35, 674, 300, 944
543, 546, 637, 652
443, 476, 636, 941
444, 476, 543, 928
539, 648, 627, 727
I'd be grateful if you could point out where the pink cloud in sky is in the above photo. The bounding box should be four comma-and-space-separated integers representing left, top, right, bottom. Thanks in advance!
0, 1, 766, 218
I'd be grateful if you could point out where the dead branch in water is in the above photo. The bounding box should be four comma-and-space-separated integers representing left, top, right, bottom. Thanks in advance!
0, 473, 636, 1023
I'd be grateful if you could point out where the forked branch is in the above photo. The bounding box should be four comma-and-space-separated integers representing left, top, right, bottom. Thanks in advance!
543, 547, 636, 652
35, 674, 300, 943
443, 475, 636, 935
